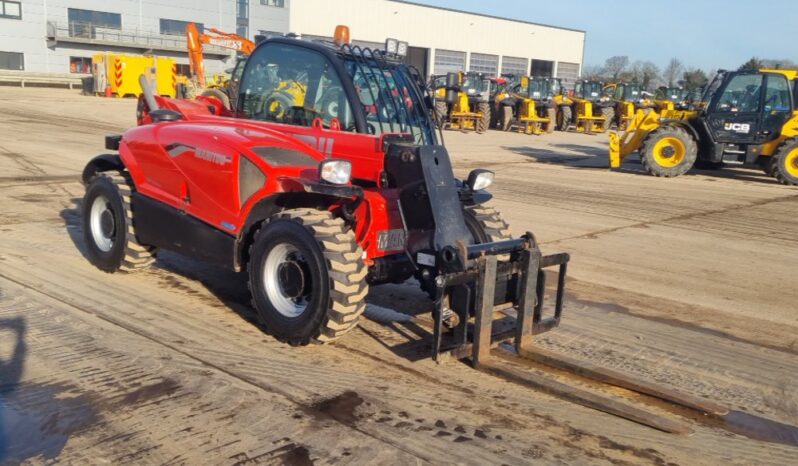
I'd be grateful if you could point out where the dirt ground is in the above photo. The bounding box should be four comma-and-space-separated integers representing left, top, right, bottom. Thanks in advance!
0, 87, 796, 465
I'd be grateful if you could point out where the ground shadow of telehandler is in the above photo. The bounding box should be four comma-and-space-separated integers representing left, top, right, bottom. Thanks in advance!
505, 144, 787, 185
0, 316, 27, 464
59, 197, 452, 363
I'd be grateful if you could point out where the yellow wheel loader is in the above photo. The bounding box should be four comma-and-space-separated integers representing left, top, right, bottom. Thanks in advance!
434, 71, 493, 133
559, 80, 613, 134
497, 76, 561, 135
609, 69, 798, 185
605, 82, 655, 131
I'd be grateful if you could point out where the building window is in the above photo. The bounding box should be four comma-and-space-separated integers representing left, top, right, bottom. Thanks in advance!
0, 51, 24, 71
434, 49, 466, 75
557, 62, 580, 87
501, 56, 527, 76
236, 0, 249, 39
70, 57, 92, 74
1, 1, 22, 19
67, 8, 121, 39
469, 53, 498, 76
160, 19, 201, 36
531, 59, 554, 77
261, 0, 285, 6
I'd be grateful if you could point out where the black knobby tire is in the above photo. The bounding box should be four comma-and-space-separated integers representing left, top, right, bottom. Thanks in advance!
476, 102, 491, 133
501, 106, 513, 131
247, 209, 367, 346
435, 100, 449, 129
769, 139, 798, 186
464, 205, 512, 243
82, 172, 156, 273
601, 106, 615, 131
418, 204, 512, 298
558, 106, 572, 131
545, 107, 556, 133
201, 88, 231, 110
639, 126, 698, 177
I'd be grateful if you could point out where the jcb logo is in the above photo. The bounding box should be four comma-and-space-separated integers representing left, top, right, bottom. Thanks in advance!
724, 122, 751, 133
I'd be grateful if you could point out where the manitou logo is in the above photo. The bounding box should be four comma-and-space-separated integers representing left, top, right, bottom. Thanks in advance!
724, 122, 751, 133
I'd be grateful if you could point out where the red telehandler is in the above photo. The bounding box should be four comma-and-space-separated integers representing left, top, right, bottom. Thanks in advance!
81, 27, 728, 433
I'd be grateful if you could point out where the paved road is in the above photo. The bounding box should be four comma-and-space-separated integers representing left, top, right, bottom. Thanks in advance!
0, 88, 796, 465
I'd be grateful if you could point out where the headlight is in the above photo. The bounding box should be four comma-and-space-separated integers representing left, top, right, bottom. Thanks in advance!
467, 169, 494, 191
319, 160, 352, 185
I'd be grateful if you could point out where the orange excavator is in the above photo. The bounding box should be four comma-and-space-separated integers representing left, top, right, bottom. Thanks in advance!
186, 22, 255, 107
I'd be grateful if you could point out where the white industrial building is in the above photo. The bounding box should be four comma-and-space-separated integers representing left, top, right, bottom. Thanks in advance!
0, 0, 584, 83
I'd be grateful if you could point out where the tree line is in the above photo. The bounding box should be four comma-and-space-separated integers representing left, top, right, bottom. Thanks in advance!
581, 56, 797, 92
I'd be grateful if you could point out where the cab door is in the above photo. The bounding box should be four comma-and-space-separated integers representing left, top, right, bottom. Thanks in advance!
758, 73, 794, 143
706, 73, 763, 144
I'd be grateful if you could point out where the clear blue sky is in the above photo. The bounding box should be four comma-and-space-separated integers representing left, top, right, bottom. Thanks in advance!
415, 0, 797, 70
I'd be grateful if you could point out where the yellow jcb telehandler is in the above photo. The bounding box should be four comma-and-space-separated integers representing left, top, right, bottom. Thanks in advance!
496, 76, 562, 134
653, 86, 691, 112
605, 82, 655, 131
559, 80, 613, 134
609, 69, 798, 185
433, 71, 492, 133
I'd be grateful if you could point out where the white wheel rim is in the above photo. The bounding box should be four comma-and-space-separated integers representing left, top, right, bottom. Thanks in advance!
263, 243, 310, 318
89, 194, 114, 252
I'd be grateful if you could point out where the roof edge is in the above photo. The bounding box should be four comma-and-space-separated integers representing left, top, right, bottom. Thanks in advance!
387, 0, 586, 34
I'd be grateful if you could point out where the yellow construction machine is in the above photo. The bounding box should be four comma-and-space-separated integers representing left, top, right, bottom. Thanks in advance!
605, 82, 655, 130
497, 76, 561, 134
653, 86, 691, 112
559, 80, 613, 134
433, 71, 492, 133
609, 69, 798, 185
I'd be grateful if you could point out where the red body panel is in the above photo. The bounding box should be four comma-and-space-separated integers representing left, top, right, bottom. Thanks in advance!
128, 97, 406, 263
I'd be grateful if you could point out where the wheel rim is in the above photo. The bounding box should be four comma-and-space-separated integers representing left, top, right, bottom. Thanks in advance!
263, 242, 311, 318
785, 149, 798, 177
89, 194, 115, 252
652, 137, 686, 167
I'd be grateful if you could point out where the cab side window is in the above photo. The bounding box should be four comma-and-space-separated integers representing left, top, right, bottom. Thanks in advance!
763, 75, 792, 114
715, 74, 763, 113
238, 44, 354, 130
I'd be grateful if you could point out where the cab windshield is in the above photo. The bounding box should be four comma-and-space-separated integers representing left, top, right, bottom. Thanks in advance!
529, 79, 560, 99
577, 81, 603, 100
342, 47, 437, 145
622, 84, 643, 102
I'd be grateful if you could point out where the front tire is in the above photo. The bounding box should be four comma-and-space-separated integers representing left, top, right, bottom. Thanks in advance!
435, 100, 449, 129
769, 139, 798, 186
558, 106, 572, 131
247, 209, 367, 346
640, 126, 698, 177
82, 172, 156, 273
601, 106, 615, 131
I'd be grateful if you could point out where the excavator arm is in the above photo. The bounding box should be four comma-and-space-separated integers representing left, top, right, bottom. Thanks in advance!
186, 23, 255, 88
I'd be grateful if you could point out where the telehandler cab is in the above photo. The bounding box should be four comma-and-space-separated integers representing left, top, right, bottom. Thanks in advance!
654, 86, 691, 112
82, 27, 730, 432
610, 69, 798, 184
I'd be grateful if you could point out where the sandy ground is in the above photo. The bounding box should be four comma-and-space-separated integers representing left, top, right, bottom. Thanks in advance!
0, 88, 796, 465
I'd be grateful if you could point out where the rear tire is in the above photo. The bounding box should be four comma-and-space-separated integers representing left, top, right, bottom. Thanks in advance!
476, 102, 491, 133
247, 209, 367, 346
82, 172, 156, 273
640, 126, 698, 177
200, 88, 231, 110
770, 139, 798, 185
558, 106, 572, 131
